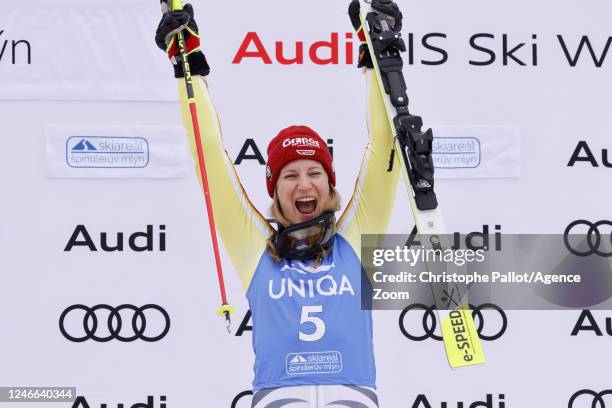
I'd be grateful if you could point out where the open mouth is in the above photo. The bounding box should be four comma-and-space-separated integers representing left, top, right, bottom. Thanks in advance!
295, 197, 317, 215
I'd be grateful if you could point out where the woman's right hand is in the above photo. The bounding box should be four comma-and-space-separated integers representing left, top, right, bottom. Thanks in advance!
155, 2, 210, 78
347, 0, 373, 68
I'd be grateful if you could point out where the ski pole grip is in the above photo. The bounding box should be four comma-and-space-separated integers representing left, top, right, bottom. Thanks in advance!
172, 0, 184, 11
164, 0, 183, 11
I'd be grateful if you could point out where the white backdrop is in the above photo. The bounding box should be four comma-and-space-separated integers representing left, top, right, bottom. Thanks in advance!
1, 0, 611, 407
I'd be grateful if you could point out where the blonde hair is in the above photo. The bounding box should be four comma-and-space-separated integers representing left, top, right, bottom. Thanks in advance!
266, 184, 341, 263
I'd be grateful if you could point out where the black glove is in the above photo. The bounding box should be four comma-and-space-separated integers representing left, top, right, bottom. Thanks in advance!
348, 0, 373, 69
155, 2, 210, 78
371, 0, 403, 31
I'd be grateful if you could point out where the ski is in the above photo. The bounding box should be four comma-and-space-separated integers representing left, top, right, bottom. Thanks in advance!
357, 0, 486, 367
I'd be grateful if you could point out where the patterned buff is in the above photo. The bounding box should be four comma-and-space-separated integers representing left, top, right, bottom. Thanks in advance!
265, 125, 335, 197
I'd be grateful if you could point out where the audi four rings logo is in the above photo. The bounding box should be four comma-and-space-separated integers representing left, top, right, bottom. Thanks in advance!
569, 389, 612, 408
564, 220, 612, 257
399, 303, 507, 341
59, 304, 170, 342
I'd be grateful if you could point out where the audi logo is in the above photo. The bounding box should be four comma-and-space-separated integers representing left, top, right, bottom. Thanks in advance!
569, 389, 612, 408
399, 303, 507, 341
59, 304, 170, 342
564, 220, 612, 257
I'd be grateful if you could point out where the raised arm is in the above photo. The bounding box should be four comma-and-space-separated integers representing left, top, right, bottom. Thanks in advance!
156, 5, 272, 290
337, 0, 400, 257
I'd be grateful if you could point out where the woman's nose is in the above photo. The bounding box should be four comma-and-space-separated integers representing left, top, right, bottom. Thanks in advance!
297, 174, 312, 190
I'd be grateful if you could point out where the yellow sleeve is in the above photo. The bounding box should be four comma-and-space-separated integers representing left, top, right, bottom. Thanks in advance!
178, 76, 273, 291
337, 70, 400, 258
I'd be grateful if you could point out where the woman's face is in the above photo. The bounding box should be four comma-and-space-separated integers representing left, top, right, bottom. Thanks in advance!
276, 159, 330, 225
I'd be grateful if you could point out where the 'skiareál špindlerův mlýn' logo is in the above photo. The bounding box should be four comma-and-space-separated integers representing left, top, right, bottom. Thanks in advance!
66, 136, 149, 168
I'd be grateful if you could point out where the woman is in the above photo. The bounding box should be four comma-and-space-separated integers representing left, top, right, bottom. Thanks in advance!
155, 2, 399, 406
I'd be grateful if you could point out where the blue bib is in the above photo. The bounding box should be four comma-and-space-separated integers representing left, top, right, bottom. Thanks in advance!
246, 234, 376, 391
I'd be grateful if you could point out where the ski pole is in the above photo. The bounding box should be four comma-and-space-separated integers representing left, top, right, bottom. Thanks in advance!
163, 0, 234, 333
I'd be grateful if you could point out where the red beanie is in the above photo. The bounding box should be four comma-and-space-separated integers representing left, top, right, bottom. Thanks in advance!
266, 125, 335, 197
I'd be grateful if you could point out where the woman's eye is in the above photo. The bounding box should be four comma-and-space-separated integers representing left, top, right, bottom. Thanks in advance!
284, 174, 296, 179
310, 172, 322, 177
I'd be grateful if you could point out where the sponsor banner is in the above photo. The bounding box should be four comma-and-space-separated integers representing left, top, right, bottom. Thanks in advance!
1, 0, 611, 101
45, 124, 190, 178
2, 1, 612, 407
433, 126, 520, 178
59, 304, 170, 343
0, 1, 174, 101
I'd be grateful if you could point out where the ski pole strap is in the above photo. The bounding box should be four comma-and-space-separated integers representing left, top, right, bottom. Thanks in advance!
365, 3, 438, 210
